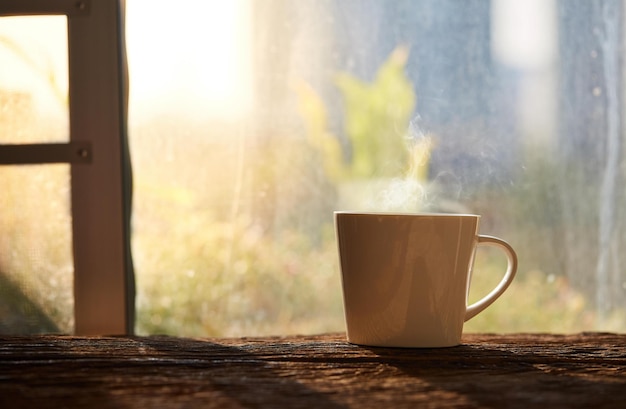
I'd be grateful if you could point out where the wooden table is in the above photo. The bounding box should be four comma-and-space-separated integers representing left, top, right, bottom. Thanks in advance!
1, 333, 625, 408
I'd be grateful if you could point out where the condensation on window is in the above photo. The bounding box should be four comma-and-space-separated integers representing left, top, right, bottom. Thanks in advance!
127, 0, 625, 336
0, 16, 73, 334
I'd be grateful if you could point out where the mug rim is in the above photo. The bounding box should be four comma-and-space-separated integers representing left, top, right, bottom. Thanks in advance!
334, 211, 480, 218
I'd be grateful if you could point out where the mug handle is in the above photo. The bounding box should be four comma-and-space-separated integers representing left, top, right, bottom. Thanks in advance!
464, 235, 518, 322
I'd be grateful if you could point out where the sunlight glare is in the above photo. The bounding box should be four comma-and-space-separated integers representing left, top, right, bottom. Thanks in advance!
126, 0, 252, 121
0, 16, 67, 116
491, 0, 557, 69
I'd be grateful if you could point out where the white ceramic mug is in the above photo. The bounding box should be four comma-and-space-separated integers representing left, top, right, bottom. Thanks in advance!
335, 212, 517, 348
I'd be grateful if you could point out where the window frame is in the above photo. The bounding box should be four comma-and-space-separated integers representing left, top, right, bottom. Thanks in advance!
0, 0, 134, 335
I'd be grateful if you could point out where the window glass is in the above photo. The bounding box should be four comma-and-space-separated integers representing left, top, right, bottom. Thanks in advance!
0, 16, 68, 143
127, 0, 626, 336
0, 16, 72, 333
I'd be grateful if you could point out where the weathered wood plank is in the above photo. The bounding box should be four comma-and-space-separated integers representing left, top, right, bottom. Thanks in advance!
0, 333, 625, 408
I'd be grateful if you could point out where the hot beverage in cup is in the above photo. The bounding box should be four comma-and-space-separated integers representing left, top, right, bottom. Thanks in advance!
335, 212, 517, 348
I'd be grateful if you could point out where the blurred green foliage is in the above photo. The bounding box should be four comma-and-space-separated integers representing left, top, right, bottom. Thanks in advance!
295, 46, 420, 182
133, 180, 344, 336
464, 249, 626, 333
336, 46, 416, 179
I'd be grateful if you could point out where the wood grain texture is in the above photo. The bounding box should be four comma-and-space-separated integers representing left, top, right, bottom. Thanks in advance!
0, 333, 625, 408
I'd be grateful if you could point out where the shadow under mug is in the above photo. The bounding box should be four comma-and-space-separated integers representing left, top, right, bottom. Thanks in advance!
335, 212, 518, 348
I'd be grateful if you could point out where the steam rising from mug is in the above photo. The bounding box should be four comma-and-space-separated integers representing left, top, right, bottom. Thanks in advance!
338, 117, 468, 214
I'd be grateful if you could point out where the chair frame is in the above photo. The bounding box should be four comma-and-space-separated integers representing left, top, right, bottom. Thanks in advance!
0, 0, 134, 335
